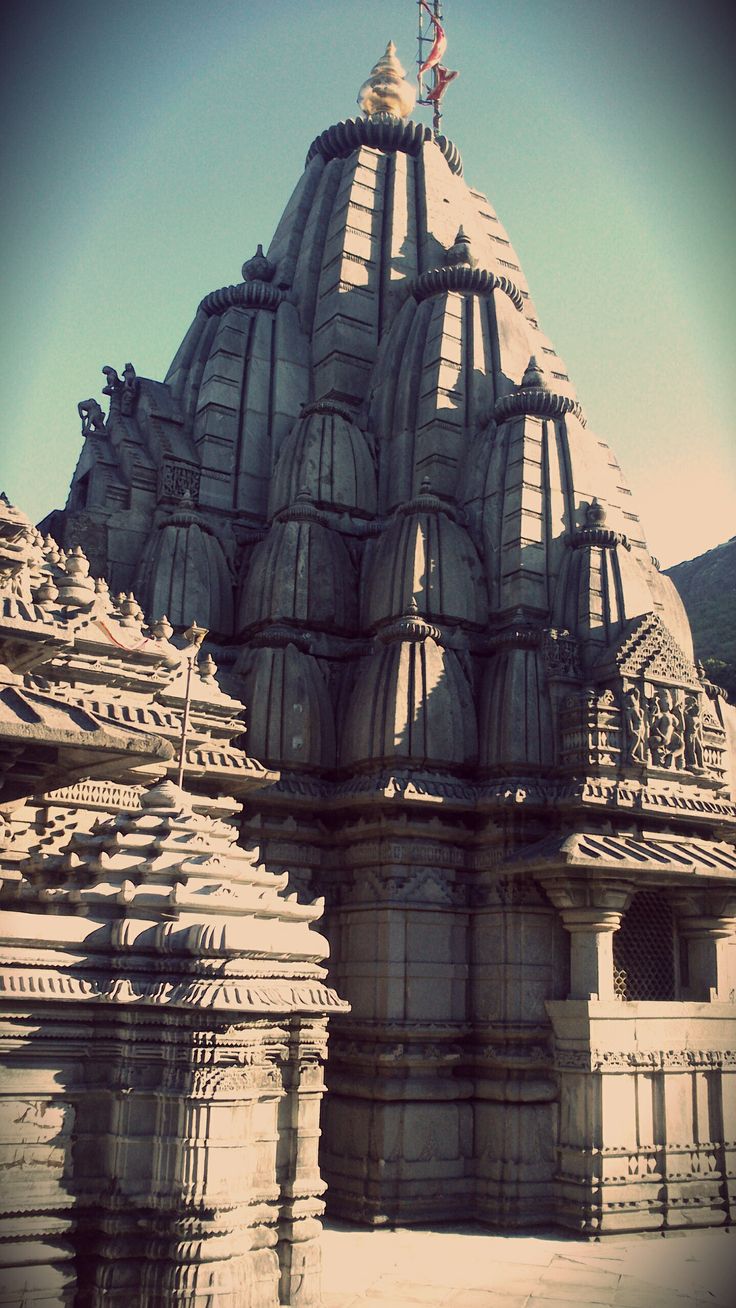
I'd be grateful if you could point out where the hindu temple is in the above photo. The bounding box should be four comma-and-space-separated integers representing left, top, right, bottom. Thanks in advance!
2, 30, 736, 1308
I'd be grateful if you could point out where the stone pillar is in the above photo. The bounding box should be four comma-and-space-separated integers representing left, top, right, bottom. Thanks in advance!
317, 814, 473, 1225
562, 908, 624, 1000
469, 869, 568, 1228
675, 890, 736, 1002
540, 877, 633, 1001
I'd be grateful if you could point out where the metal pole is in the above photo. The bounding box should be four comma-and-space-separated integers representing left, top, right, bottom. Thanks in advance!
432, 0, 443, 137
175, 622, 208, 791
176, 656, 194, 790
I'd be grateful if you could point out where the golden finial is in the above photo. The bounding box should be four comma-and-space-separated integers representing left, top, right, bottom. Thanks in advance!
357, 41, 416, 120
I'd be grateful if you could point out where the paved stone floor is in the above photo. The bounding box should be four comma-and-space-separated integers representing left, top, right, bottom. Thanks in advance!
321, 1221, 736, 1307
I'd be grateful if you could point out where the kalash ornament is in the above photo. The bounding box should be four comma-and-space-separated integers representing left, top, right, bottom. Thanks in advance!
357, 41, 416, 120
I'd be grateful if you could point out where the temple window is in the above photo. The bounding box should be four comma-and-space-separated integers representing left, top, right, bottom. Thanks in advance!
74, 471, 91, 509
612, 890, 678, 1001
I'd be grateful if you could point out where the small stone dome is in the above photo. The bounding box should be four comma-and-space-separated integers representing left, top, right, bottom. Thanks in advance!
237, 511, 357, 635
479, 646, 553, 771
341, 627, 477, 768
553, 533, 658, 660
136, 511, 233, 636
362, 494, 487, 629
235, 642, 336, 770
269, 406, 377, 519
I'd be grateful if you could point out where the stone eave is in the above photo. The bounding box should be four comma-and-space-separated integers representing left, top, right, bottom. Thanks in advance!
0, 682, 173, 801
499, 829, 736, 884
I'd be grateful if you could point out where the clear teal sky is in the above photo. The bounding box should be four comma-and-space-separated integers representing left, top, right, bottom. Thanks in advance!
1, 0, 734, 566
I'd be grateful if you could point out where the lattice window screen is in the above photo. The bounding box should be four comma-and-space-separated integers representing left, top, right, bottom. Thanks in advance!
613, 890, 676, 1001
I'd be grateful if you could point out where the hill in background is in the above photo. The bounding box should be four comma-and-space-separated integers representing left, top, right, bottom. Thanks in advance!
665, 537, 736, 700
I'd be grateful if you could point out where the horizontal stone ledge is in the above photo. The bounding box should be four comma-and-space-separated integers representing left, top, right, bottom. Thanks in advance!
323, 1077, 475, 1101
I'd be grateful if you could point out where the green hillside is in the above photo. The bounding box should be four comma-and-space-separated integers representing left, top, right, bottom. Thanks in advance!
665, 537, 736, 700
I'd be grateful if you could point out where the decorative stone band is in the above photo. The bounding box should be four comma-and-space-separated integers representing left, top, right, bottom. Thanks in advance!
199, 280, 286, 317
409, 263, 525, 313
556, 1047, 736, 1072
275, 498, 327, 526
397, 487, 452, 518
494, 388, 586, 427
305, 116, 464, 175
300, 398, 358, 423
250, 624, 312, 651
375, 612, 442, 644
0, 968, 347, 1013
569, 527, 630, 551
485, 625, 542, 652
257, 768, 736, 818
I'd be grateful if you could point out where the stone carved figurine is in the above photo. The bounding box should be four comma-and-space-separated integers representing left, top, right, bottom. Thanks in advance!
648, 687, 685, 770
671, 691, 687, 770
684, 692, 705, 770
121, 362, 139, 416
77, 398, 106, 436
622, 685, 647, 765
101, 365, 122, 396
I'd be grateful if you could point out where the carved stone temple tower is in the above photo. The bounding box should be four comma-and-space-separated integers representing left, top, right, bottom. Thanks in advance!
49, 43, 736, 1233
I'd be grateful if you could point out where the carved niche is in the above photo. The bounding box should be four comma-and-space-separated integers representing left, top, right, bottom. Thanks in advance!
158, 459, 201, 506
557, 614, 726, 783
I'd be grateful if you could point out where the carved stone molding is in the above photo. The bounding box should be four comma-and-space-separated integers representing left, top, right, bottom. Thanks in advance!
555, 1047, 736, 1072
494, 388, 586, 426
408, 263, 524, 312
305, 116, 463, 175
198, 280, 286, 316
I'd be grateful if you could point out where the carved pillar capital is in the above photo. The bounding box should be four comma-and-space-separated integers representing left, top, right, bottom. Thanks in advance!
557, 908, 624, 934
678, 916, 736, 942
538, 874, 633, 916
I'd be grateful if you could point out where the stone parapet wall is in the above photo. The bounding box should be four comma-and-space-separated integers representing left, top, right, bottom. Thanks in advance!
547, 1000, 736, 1233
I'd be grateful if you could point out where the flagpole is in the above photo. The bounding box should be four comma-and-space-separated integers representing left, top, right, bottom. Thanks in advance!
417, 0, 454, 140
432, 1, 443, 136
175, 621, 208, 791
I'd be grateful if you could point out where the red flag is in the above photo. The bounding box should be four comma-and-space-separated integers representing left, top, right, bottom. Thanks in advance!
418, 0, 447, 78
425, 64, 459, 104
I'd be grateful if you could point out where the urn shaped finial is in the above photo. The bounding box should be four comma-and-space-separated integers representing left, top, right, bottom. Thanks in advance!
357, 42, 416, 120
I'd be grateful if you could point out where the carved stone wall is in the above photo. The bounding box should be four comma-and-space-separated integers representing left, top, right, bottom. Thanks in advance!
0, 783, 347, 1306
547, 1001, 736, 1233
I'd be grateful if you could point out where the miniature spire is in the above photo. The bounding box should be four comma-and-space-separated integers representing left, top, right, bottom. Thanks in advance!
585, 497, 607, 527
242, 244, 275, 284
357, 42, 416, 120
521, 355, 548, 390
446, 226, 475, 268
